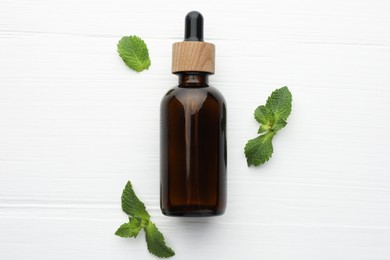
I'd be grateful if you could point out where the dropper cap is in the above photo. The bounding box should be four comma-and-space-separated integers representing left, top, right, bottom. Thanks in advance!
184, 11, 204, 41
172, 11, 215, 74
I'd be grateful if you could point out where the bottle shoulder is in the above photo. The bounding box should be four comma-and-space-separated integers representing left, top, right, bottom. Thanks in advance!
161, 84, 226, 106
206, 85, 226, 104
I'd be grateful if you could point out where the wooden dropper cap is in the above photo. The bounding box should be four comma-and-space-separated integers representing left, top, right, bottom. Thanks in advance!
172, 11, 215, 74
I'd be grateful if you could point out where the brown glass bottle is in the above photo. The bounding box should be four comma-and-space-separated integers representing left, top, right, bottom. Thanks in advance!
160, 71, 227, 216
160, 11, 226, 216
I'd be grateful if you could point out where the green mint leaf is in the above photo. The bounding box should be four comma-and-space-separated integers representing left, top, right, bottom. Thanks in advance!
255, 105, 274, 134
117, 35, 151, 72
245, 131, 275, 166
272, 118, 287, 132
258, 124, 271, 134
145, 222, 175, 258
121, 181, 150, 220
117, 181, 175, 258
115, 218, 142, 238
265, 86, 292, 122
245, 86, 292, 167
254, 105, 274, 126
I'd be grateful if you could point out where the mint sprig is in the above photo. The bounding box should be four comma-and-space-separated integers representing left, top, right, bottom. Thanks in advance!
115, 181, 175, 258
115, 217, 142, 238
245, 87, 292, 166
117, 35, 151, 72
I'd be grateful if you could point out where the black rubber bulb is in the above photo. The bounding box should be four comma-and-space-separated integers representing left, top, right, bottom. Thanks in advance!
184, 11, 204, 42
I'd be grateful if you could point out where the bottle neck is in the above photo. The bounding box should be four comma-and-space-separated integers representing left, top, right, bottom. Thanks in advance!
177, 72, 209, 87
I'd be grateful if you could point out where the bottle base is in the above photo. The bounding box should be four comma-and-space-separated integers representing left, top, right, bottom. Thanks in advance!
161, 206, 225, 217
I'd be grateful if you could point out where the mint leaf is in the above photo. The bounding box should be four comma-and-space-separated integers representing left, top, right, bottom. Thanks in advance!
265, 86, 292, 122
121, 181, 150, 220
255, 105, 274, 133
254, 105, 274, 126
272, 118, 287, 132
117, 181, 175, 258
258, 124, 271, 134
145, 222, 175, 258
115, 218, 142, 238
117, 35, 151, 72
244, 131, 274, 166
245, 87, 292, 166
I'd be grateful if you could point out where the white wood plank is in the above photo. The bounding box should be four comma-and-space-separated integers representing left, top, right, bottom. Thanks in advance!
1, 0, 390, 259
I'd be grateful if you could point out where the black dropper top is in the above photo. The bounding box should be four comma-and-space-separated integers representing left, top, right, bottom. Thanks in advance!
184, 11, 204, 42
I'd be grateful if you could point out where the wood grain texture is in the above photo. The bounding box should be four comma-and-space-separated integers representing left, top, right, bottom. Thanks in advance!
172, 42, 215, 73
1, 0, 390, 259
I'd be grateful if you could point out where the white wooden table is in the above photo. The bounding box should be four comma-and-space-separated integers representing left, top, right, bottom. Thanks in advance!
1, 0, 390, 259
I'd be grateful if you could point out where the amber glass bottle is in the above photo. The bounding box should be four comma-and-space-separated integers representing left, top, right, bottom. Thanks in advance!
160, 11, 227, 216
